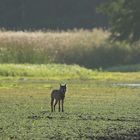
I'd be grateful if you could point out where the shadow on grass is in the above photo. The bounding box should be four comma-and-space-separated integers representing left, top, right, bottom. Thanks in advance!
78, 114, 140, 123
26, 111, 140, 139
97, 128, 140, 140
27, 111, 140, 123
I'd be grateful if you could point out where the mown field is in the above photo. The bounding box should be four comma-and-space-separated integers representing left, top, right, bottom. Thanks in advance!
0, 64, 140, 139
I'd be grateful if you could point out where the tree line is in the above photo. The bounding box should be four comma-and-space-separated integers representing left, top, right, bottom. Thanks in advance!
0, 0, 108, 30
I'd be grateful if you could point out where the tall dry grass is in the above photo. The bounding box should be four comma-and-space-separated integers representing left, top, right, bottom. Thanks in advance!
0, 29, 139, 68
0, 29, 109, 64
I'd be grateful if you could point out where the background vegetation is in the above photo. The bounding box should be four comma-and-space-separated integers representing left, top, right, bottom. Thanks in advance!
0, 29, 140, 69
0, 0, 108, 30
99, 0, 140, 42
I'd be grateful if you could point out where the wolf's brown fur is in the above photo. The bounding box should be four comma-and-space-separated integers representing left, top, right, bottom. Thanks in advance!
51, 84, 67, 112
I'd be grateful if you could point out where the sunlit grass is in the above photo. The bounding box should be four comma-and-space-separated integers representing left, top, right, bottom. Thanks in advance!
0, 64, 140, 82
0, 29, 110, 66
0, 29, 139, 68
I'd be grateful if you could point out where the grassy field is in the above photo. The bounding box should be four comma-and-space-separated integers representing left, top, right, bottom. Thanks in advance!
0, 64, 140, 139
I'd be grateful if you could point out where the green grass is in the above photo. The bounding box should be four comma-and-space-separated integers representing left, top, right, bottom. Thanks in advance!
0, 64, 140, 139
0, 78, 140, 139
0, 64, 140, 82
0, 64, 97, 80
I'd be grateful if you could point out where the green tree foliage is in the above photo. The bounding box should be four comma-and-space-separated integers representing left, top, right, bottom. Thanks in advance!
99, 0, 140, 42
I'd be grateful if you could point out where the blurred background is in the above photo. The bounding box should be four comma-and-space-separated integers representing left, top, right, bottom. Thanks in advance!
0, 0, 140, 70
0, 0, 108, 30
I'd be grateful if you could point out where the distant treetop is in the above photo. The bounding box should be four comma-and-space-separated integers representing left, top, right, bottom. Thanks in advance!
98, 0, 140, 42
